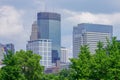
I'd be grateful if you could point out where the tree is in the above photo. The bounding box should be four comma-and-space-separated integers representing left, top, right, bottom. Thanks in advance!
106, 37, 120, 80
70, 37, 120, 80
0, 50, 44, 80
58, 68, 75, 80
41, 73, 59, 80
1, 37, 120, 80
70, 45, 91, 79
15, 50, 44, 80
90, 41, 110, 79
0, 51, 26, 80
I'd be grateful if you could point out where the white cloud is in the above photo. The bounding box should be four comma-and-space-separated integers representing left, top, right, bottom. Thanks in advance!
62, 9, 120, 25
0, 5, 28, 51
0, 6, 24, 37
61, 9, 120, 49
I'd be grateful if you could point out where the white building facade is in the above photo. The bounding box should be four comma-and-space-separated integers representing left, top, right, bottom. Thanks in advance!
61, 47, 72, 63
27, 39, 52, 69
73, 23, 113, 58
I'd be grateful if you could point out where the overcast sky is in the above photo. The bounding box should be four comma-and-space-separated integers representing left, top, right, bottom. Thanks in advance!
0, 0, 120, 51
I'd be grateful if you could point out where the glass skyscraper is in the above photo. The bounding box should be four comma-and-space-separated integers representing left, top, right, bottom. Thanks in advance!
37, 12, 61, 63
73, 23, 113, 58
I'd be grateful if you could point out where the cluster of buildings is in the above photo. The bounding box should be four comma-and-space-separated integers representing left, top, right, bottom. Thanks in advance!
26, 12, 72, 72
0, 11, 114, 73
26, 11, 113, 73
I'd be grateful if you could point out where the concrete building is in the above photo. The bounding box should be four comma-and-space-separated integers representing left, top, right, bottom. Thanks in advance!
26, 39, 52, 69
30, 21, 39, 41
73, 23, 113, 58
0, 44, 4, 61
61, 47, 72, 63
37, 12, 61, 63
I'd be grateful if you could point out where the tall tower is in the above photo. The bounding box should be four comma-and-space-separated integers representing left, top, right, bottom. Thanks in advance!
73, 23, 113, 58
37, 12, 61, 63
30, 21, 39, 41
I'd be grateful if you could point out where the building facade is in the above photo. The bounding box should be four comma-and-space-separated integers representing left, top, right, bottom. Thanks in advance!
37, 12, 61, 63
5, 43, 15, 54
0, 44, 4, 61
0, 43, 15, 61
73, 23, 113, 58
30, 21, 39, 41
26, 39, 52, 69
61, 47, 72, 63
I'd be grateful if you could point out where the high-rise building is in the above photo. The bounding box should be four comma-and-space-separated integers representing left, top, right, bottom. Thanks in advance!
61, 47, 72, 63
30, 21, 39, 41
26, 39, 52, 69
73, 23, 113, 58
0, 44, 4, 61
5, 43, 15, 54
37, 12, 61, 63
0, 43, 15, 61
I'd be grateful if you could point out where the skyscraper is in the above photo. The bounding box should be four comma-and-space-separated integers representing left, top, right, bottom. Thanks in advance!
37, 12, 61, 63
30, 21, 39, 41
73, 23, 113, 58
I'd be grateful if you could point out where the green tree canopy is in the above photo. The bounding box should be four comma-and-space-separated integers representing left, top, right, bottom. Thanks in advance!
0, 50, 44, 80
1, 37, 120, 80
15, 50, 44, 80
70, 37, 120, 80
70, 45, 91, 80
0, 51, 26, 80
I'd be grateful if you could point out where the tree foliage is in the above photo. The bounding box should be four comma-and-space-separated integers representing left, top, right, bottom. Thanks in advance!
0, 51, 26, 80
70, 45, 91, 80
0, 50, 43, 80
15, 50, 44, 80
0, 37, 120, 80
70, 37, 120, 80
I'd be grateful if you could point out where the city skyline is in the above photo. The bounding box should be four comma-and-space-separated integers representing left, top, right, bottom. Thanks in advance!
27, 12, 61, 69
0, 0, 120, 51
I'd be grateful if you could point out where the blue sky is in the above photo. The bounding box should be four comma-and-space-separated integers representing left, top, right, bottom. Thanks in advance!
0, 0, 120, 51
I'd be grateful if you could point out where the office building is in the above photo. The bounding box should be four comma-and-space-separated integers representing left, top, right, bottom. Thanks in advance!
5, 43, 15, 54
73, 23, 113, 58
37, 12, 61, 63
0, 43, 15, 61
61, 47, 72, 63
26, 39, 52, 69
